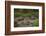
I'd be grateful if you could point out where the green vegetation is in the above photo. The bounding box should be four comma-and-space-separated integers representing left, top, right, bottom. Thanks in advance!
14, 9, 39, 17
14, 13, 32, 17
33, 19, 39, 26
14, 9, 39, 27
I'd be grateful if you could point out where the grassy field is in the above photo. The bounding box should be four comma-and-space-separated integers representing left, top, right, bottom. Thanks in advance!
14, 13, 39, 27
14, 13, 32, 17
14, 9, 39, 27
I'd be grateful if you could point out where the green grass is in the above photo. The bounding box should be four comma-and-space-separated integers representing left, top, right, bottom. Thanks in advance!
14, 13, 32, 17
14, 13, 39, 27
33, 19, 39, 26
